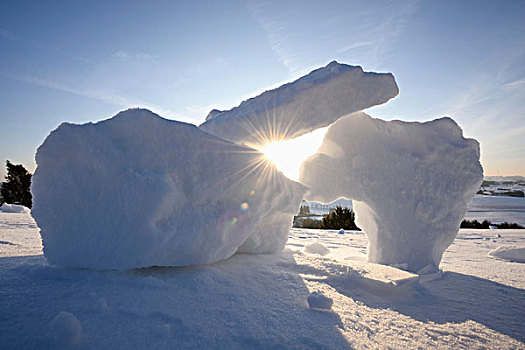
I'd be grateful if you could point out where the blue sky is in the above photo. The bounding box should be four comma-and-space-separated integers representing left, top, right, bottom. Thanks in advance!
1, 0, 524, 179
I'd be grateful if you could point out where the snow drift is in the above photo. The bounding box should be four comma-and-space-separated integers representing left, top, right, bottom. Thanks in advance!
300, 112, 483, 272
305, 241, 331, 256
31, 109, 305, 269
199, 61, 398, 147
0, 203, 30, 213
489, 247, 525, 263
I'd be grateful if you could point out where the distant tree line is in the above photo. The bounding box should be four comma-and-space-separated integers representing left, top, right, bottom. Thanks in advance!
294, 204, 523, 231
0, 160, 32, 208
460, 219, 523, 229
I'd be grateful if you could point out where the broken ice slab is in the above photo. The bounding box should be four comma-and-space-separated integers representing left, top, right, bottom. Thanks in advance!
199, 61, 398, 147
348, 260, 419, 289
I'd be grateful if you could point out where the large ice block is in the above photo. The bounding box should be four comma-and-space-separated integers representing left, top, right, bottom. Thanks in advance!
31, 109, 305, 269
199, 61, 398, 147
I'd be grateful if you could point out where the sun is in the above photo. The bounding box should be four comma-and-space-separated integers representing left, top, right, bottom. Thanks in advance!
258, 127, 327, 181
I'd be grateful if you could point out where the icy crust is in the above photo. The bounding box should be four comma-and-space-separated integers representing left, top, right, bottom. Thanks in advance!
199, 61, 398, 147
300, 112, 483, 272
31, 109, 306, 269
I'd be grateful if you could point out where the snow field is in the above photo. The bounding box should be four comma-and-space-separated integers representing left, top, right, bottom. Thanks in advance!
465, 194, 525, 227
1, 211, 523, 349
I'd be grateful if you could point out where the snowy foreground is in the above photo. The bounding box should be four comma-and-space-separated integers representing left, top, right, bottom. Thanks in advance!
1, 211, 524, 349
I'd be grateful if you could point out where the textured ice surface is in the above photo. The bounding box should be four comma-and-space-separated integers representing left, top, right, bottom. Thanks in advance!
199, 61, 398, 147
300, 112, 483, 272
0, 203, 30, 213
31, 109, 305, 269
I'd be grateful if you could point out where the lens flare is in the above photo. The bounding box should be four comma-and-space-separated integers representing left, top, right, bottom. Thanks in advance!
259, 127, 327, 181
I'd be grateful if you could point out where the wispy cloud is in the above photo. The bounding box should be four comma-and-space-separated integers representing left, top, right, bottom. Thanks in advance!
501, 77, 525, 89
247, 1, 299, 73
0, 28, 196, 122
111, 50, 160, 63
0, 71, 184, 122
336, 41, 373, 54
248, 0, 418, 74
445, 53, 525, 175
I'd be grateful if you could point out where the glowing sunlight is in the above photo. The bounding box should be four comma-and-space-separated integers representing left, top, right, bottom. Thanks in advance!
259, 127, 327, 181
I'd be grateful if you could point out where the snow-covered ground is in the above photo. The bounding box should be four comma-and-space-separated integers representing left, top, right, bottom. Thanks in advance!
1, 211, 523, 349
305, 194, 525, 227
465, 194, 525, 227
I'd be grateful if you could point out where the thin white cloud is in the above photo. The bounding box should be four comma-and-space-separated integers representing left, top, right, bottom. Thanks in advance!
336, 41, 373, 54
248, 0, 418, 74
445, 62, 525, 175
501, 77, 525, 89
111, 50, 160, 62
0, 71, 186, 122
247, 0, 298, 73
0, 28, 193, 122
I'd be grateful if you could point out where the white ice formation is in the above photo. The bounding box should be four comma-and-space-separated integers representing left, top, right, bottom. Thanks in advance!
32, 60, 483, 272
300, 112, 483, 272
31, 109, 305, 269
199, 61, 398, 147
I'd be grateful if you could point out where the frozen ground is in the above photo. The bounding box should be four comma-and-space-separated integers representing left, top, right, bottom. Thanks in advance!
1, 211, 524, 349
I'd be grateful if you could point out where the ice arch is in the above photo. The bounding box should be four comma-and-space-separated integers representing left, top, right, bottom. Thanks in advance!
31, 60, 483, 271
299, 112, 483, 272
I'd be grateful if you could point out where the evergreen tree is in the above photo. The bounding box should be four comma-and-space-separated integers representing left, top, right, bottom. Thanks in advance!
1, 160, 32, 208
320, 206, 360, 230
298, 205, 311, 217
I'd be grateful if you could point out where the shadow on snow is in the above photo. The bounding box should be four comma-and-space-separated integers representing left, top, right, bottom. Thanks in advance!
330, 269, 525, 343
0, 252, 351, 350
